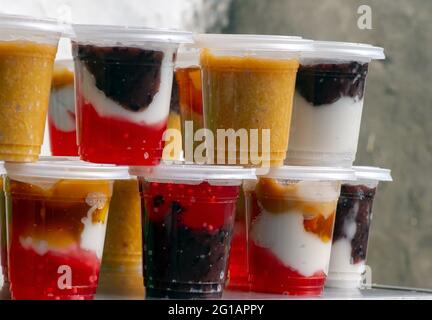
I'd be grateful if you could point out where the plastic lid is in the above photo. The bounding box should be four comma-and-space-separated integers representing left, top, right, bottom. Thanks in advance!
0, 14, 64, 35
257, 166, 355, 181
71, 24, 193, 45
5, 157, 130, 180
303, 40, 385, 60
353, 166, 392, 182
130, 163, 256, 185
194, 34, 313, 51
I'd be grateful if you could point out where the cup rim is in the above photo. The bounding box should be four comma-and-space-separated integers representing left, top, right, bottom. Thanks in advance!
71, 24, 193, 45
130, 161, 256, 183
256, 166, 355, 181
5, 156, 130, 180
302, 40, 385, 60
0, 13, 64, 36
352, 166, 393, 182
194, 33, 313, 51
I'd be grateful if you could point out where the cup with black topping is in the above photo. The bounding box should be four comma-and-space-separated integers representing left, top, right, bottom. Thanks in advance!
71, 25, 192, 165
286, 42, 385, 167
327, 167, 392, 289
130, 163, 256, 299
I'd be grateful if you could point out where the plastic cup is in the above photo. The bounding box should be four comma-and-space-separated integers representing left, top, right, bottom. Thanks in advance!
286, 41, 385, 167
48, 60, 78, 156
0, 163, 7, 297
196, 34, 312, 167
130, 163, 255, 299
4, 157, 129, 300
98, 179, 144, 297
175, 46, 203, 162
0, 14, 62, 162
327, 167, 392, 289
71, 25, 193, 165
247, 166, 354, 296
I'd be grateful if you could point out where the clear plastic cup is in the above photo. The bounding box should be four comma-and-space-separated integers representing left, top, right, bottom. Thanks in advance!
48, 60, 78, 156
247, 166, 354, 296
196, 34, 313, 167
327, 167, 392, 289
4, 157, 129, 300
174, 45, 203, 162
130, 163, 255, 299
286, 41, 385, 167
0, 14, 62, 162
71, 25, 193, 165
0, 163, 7, 298
98, 179, 144, 297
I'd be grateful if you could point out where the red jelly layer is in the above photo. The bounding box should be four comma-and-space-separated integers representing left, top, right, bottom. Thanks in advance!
48, 118, 78, 156
76, 100, 167, 165
142, 181, 240, 231
250, 241, 326, 296
227, 220, 251, 291
10, 243, 100, 300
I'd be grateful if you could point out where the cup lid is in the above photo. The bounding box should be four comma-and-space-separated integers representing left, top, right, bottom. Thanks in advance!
71, 24, 193, 45
303, 40, 385, 60
130, 162, 256, 185
0, 14, 64, 35
194, 33, 313, 51
257, 166, 355, 181
352, 166, 393, 182
176, 45, 200, 68
5, 157, 130, 180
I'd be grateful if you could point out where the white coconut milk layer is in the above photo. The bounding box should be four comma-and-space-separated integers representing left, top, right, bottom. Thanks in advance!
287, 94, 364, 166
251, 209, 332, 277
78, 48, 174, 125
49, 84, 76, 132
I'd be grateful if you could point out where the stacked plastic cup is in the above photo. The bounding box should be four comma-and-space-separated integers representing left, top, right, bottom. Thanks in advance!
286, 41, 385, 167
4, 157, 129, 300
0, 163, 7, 299
71, 24, 193, 165
327, 167, 392, 289
130, 163, 255, 299
247, 166, 354, 296
0, 14, 62, 162
195, 34, 313, 167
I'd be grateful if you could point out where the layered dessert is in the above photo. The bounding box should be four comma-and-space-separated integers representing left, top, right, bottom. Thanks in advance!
249, 178, 339, 296
48, 62, 78, 156
73, 43, 176, 165
140, 180, 239, 299
162, 77, 183, 160
6, 177, 113, 300
287, 61, 369, 166
200, 49, 299, 167
176, 67, 203, 162
0, 41, 57, 162
98, 179, 144, 296
327, 183, 376, 288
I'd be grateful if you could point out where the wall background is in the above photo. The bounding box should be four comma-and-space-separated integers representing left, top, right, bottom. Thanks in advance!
1, 0, 431, 289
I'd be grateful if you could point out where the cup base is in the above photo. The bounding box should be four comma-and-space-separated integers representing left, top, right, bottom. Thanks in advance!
79, 146, 163, 166
0, 144, 40, 162
285, 150, 355, 168
146, 288, 222, 300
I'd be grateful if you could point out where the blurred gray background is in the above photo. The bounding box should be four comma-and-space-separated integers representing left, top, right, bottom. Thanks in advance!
207, 0, 432, 289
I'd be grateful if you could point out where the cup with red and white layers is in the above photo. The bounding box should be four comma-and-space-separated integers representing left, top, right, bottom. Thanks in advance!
248, 166, 354, 296
130, 163, 256, 299
71, 25, 193, 165
4, 157, 129, 300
